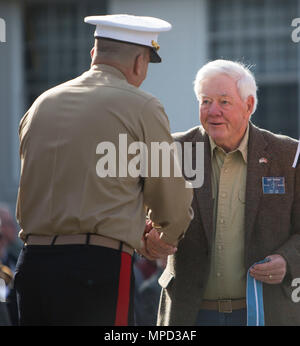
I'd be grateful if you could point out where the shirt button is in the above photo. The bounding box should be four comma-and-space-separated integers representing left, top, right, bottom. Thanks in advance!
224, 168, 228, 173
220, 218, 225, 224
221, 192, 227, 198
216, 272, 221, 277
218, 245, 223, 250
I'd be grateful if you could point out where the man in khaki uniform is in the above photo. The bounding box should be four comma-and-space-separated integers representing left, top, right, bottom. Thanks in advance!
14, 15, 193, 326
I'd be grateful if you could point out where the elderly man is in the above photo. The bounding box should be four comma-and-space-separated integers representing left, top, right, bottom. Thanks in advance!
145, 59, 300, 326
14, 15, 193, 326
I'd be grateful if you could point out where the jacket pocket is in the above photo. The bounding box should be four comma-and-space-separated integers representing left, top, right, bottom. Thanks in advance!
158, 269, 174, 288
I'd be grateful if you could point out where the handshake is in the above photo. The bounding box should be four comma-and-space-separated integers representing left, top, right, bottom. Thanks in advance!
137, 219, 177, 261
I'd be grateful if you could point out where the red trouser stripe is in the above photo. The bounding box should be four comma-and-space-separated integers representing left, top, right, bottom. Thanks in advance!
114, 252, 132, 326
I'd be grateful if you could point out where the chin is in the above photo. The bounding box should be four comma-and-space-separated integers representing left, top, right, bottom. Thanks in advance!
213, 137, 226, 146
208, 130, 226, 143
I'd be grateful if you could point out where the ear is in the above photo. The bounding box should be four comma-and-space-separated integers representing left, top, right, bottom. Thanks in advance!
246, 95, 255, 116
90, 47, 95, 59
133, 54, 144, 76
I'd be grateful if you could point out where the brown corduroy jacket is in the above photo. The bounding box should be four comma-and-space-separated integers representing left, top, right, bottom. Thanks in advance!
158, 122, 300, 326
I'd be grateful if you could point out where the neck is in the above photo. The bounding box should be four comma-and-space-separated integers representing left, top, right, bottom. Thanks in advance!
91, 57, 140, 87
214, 127, 248, 153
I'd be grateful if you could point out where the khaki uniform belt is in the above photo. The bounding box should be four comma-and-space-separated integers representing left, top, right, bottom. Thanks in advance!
200, 299, 247, 313
25, 234, 134, 256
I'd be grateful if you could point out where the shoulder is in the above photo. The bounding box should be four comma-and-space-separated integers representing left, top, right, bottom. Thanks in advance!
29, 78, 79, 109
172, 125, 205, 143
107, 81, 166, 118
251, 123, 298, 151
132, 92, 171, 131
250, 123, 298, 169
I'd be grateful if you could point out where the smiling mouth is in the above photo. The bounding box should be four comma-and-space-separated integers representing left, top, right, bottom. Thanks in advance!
210, 122, 225, 126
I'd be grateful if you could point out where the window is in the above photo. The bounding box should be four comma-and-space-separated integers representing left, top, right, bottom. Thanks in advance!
24, 0, 107, 108
208, 0, 299, 139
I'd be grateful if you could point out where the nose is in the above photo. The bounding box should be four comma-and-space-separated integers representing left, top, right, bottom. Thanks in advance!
208, 101, 222, 116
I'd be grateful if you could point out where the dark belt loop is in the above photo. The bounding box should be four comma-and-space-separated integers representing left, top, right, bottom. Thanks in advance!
119, 241, 124, 253
86, 233, 91, 245
51, 235, 58, 245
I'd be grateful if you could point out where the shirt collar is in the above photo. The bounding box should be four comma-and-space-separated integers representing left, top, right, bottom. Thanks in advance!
209, 125, 249, 163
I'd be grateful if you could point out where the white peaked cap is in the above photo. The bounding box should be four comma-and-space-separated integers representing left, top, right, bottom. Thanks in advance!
84, 14, 172, 63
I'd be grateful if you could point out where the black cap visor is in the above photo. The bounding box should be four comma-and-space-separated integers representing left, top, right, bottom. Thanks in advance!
150, 47, 161, 63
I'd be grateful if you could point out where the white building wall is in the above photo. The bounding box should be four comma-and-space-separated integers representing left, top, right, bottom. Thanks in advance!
0, 0, 24, 209
109, 0, 208, 132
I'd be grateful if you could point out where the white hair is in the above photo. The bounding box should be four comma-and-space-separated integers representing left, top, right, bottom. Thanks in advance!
193, 59, 258, 115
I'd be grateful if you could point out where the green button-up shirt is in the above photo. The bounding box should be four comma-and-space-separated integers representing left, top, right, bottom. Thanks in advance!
203, 126, 249, 300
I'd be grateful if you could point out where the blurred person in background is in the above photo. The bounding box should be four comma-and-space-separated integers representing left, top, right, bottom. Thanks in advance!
0, 204, 22, 325
0, 212, 13, 325
134, 257, 166, 326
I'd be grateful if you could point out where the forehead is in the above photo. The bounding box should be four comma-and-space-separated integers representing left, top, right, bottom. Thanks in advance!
199, 73, 239, 98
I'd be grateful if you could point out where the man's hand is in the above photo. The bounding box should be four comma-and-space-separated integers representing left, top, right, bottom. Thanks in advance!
137, 221, 177, 261
249, 254, 287, 284
144, 228, 177, 260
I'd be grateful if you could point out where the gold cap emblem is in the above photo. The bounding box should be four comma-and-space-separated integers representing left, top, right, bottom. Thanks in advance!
151, 40, 160, 51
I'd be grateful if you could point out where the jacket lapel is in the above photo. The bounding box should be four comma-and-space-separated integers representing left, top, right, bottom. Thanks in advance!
193, 129, 214, 247
192, 123, 271, 248
245, 123, 270, 245
190, 124, 270, 248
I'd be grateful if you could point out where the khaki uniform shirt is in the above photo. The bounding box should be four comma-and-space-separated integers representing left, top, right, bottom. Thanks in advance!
203, 126, 249, 299
17, 64, 193, 250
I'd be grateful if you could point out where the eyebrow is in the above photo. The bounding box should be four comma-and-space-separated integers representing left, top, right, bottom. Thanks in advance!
200, 93, 233, 98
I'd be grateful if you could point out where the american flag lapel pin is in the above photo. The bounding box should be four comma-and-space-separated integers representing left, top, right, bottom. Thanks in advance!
259, 157, 268, 164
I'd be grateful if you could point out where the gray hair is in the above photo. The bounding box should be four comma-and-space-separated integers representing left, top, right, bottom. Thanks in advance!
95, 38, 148, 64
193, 59, 258, 115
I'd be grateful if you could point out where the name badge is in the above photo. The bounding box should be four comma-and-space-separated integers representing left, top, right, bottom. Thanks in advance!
262, 177, 285, 194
